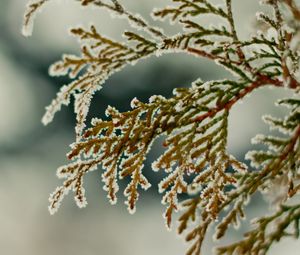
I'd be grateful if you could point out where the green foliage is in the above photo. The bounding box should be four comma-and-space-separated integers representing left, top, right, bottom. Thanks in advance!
23, 0, 300, 254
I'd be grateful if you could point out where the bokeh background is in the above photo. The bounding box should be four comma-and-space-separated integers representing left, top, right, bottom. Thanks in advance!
0, 0, 299, 254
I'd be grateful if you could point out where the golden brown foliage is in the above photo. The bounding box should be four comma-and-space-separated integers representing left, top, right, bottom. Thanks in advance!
23, 0, 300, 254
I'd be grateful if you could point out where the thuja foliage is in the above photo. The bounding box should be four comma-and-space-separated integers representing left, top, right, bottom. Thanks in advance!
23, 0, 300, 254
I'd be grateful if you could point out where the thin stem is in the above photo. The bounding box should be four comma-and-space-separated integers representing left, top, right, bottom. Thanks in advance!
92, 0, 167, 40
225, 0, 251, 69
191, 75, 284, 123
222, 123, 300, 211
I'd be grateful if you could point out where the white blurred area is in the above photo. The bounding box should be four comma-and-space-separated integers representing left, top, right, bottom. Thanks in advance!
0, 1, 299, 255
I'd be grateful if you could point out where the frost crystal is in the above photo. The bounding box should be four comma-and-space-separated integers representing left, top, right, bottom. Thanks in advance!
24, 1, 300, 255
130, 97, 139, 109
22, 0, 48, 37
42, 85, 71, 125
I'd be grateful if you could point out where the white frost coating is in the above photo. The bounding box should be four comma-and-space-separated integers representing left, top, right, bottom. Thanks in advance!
75, 195, 88, 208
151, 159, 161, 172
74, 83, 102, 137
243, 46, 256, 59
158, 167, 181, 194
167, 116, 175, 125
56, 163, 77, 179
74, 92, 90, 135
251, 134, 265, 144
203, 81, 215, 91
22, 0, 49, 37
149, 95, 166, 104
191, 78, 203, 89
277, 97, 299, 108
130, 97, 139, 109
245, 150, 262, 169
91, 117, 102, 126
48, 185, 71, 215
150, 7, 166, 21
155, 48, 163, 57
262, 114, 292, 135
174, 101, 184, 112
105, 105, 120, 117
229, 155, 247, 173
74, 186, 88, 208
252, 134, 287, 152
22, 19, 34, 37
101, 166, 119, 205
49, 58, 67, 77
49, 55, 86, 78
42, 84, 71, 125
151, 6, 177, 25
124, 168, 151, 214
43, 71, 104, 126
266, 28, 279, 42
119, 155, 141, 175
242, 194, 251, 207
188, 181, 202, 195
105, 4, 165, 40
126, 201, 137, 214
140, 173, 152, 190
255, 12, 265, 22
45, 28, 146, 126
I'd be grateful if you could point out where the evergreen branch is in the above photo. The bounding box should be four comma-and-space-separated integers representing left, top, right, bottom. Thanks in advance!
23, 1, 300, 255
49, 79, 248, 229
208, 98, 300, 253
43, 25, 157, 137
185, 214, 212, 255
192, 75, 284, 123
82, 0, 166, 40
153, 0, 228, 22
226, 108, 300, 206
217, 203, 300, 255
22, 0, 49, 36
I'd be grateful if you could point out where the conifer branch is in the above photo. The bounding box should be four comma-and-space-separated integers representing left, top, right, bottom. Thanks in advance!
23, 1, 300, 254
81, 0, 166, 40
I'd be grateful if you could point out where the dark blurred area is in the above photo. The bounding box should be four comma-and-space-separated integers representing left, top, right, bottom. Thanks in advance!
0, 1, 298, 255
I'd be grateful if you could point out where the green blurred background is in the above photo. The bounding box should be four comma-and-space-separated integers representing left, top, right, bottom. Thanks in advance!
0, 0, 298, 254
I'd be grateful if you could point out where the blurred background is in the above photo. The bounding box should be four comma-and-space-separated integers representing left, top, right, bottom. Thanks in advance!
0, 0, 299, 254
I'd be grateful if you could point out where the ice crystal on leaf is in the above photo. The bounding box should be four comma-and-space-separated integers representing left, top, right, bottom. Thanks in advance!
23, 0, 300, 254
22, 0, 48, 37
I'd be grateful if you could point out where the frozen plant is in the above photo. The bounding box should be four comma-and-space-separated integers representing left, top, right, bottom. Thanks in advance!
23, 0, 300, 254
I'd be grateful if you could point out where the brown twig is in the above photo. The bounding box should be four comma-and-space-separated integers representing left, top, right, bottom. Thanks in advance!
191, 75, 284, 123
